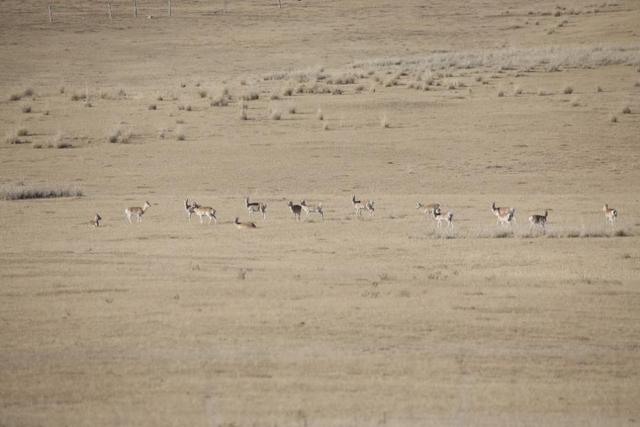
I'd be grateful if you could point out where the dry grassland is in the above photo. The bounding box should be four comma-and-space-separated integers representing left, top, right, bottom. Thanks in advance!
1, 1, 639, 425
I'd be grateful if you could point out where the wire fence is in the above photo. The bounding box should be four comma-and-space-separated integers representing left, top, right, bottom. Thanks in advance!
38, 1, 289, 22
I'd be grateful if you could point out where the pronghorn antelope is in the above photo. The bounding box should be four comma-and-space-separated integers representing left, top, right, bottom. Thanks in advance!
352, 195, 375, 216
288, 201, 303, 221
92, 213, 102, 227
496, 208, 516, 226
492, 202, 516, 225
184, 199, 198, 220
245, 197, 267, 219
603, 204, 618, 224
234, 217, 256, 229
124, 201, 151, 223
300, 200, 324, 220
185, 199, 217, 224
434, 210, 454, 228
416, 202, 441, 217
529, 210, 548, 231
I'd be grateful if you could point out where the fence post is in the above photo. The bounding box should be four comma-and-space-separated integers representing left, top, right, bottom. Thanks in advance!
168, 0, 171, 16
48, 2, 53, 22
107, 1, 112, 19
133, 0, 137, 17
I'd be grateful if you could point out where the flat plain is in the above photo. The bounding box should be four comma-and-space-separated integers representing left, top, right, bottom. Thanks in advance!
1, 1, 639, 425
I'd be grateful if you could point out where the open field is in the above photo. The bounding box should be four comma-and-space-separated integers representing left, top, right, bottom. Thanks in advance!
1, 1, 640, 425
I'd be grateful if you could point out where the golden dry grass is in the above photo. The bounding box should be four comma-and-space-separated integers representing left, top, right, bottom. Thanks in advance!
1, 1, 639, 426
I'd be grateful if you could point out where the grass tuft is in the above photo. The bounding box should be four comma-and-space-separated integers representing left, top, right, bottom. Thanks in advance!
0, 184, 83, 200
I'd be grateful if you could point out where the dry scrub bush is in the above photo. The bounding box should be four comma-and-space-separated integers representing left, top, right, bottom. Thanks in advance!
563, 85, 574, 94
380, 113, 390, 128
176, 126, 186, 141
108, 126, 132, 144
269, 109, 282, 120
239, 102, 248, 120
622, 106, 631, 114
241, 90, 259, 101
0, 184, 83, 200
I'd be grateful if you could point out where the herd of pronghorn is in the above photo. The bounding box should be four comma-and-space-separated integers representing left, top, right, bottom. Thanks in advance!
90, 195, 620, 232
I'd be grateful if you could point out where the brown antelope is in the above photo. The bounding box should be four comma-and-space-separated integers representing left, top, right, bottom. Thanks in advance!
245, 197, 267, 219
352, 195, 375, 216
288, 201, 303, 221
92, 213, 102, 227
603, 204, 618, 224
417, 202, 441, 217
125, 201, 150, 223
300, 200, 324, 220
492, 202, 515, 225
234, 217, 256, 229
185, 199, 217, 224
529, 210, 548, 232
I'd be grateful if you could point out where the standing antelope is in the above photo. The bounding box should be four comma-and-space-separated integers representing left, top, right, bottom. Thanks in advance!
352, 195, 375, 216
434, 210, 454, 228
125, 201, 151, 223
492, 202, 515, 225
245, 197, 267, 219
300, 200, 324, 220
185, 199, 217, 224
234, 217, 256, 229
603, 204, 618, 224
288, 201, 303, 221
417, 202, 441, 217
185, 199, 198, 221
92, 213, 102, 227
529, 210, 548, 232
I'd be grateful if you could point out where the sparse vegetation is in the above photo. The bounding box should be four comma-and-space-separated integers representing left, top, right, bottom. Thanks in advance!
198, 89, 207, 98
269, 108, 282, 120
287, 105, 296, 114
609, 114, 618, 123
5, 129, 29, 145
70, 93, 87, 102
596, 85, 603, 92
107, 126, 132, 144
239, 102, 248, 120
210, 91, 231, 107
148, 104, 157, 110
497, 89, 505, 97
176, 126, 186, 141
622, 105, 631, 114
241, 90, 260, 101
0, 184, 83, 200
380, 113, 390, 128
316, 108, 324, 121
513, 86, 523, 95
563, 85, 574, 94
